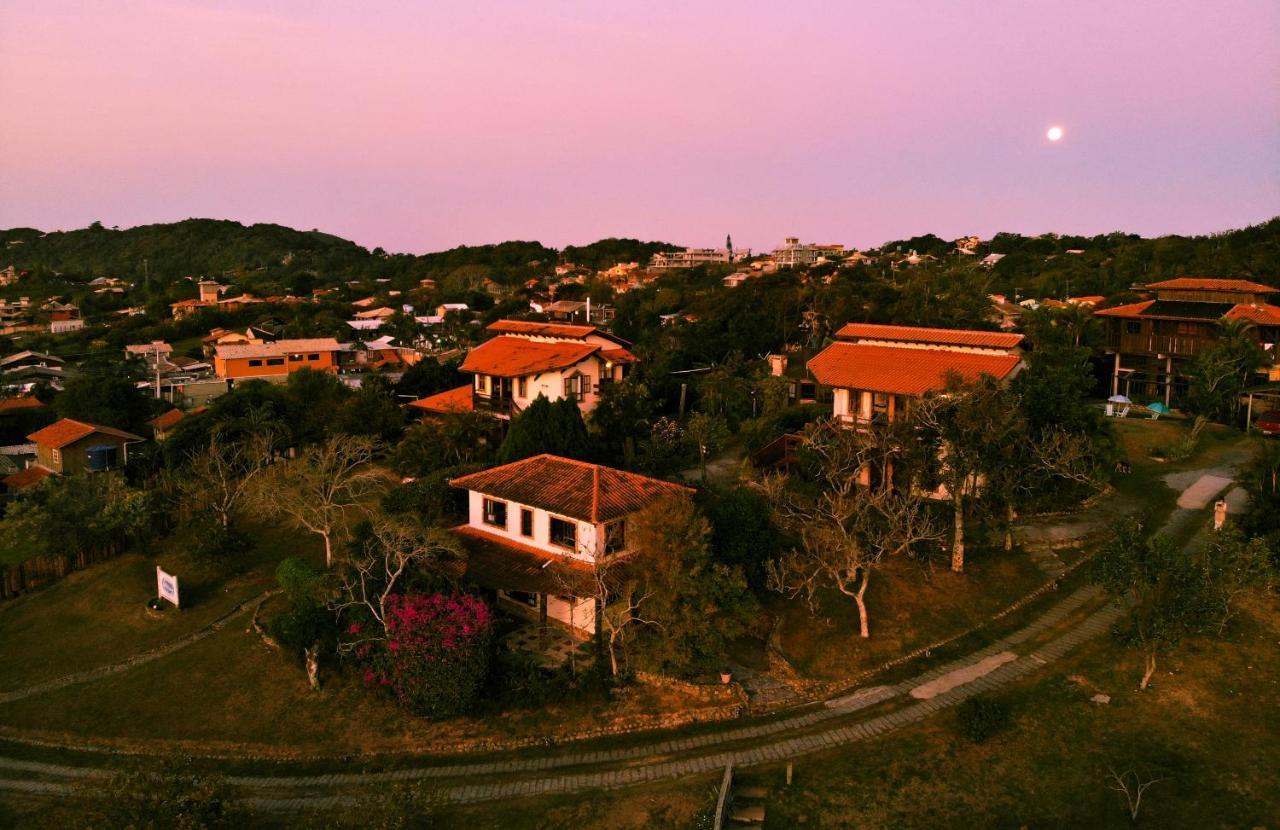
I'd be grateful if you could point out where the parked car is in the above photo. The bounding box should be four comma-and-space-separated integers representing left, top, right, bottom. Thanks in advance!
1255, 410, 1280, 436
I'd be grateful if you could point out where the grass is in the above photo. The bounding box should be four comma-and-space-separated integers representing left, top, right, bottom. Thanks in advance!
773, 547, 1048, 681
0, 519, 321, 693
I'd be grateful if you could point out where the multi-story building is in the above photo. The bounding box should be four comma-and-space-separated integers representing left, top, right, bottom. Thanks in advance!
213, 338, 344, 382
649, 246, 749, 269
449, 454, 690, 636
1095, 278, 1280, 406
411, 320, 637, 419
807, 323, 1025, 427
772, 237, 846, 267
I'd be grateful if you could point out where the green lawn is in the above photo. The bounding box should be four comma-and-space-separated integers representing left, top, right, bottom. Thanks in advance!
0, 519, 322, 693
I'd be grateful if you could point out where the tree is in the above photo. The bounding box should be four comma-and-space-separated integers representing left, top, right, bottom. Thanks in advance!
588, 377, 657, 467
1199, 524, 1274, 633
337, 373, 405, 441
0, 473, 152, 564
392, 412, 495, 477
1184, 319, 1265, 424
909, 374, 1026, 572
685, 410, 729, 481
254, 435, 384, 567
764, 419, 944, 638
395, 357, 463, 400
54, 360, 156, 433
1094, 519, 1216, 689
169, 429, 273, 553
496, 395, 590, 463
626, 493, 753, 676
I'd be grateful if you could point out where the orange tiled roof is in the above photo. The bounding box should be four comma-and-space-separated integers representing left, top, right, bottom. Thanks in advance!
451, 525, 595, 595
148, 407, 205, 431
834, 323, 1024, 350
599, 347, 638, 364
3, 465, 55, 489
450, 454, 691, 523
459, 336, 600, 378
1146, 278, 1277, 293
0, 395, 47, 412
408, 385, 474, 415
808, 342, 1022, 396
486, 319, 597, 339
28, 418, 144, 449
1225, 304, 1280, 326
1093, 300, 1155, 319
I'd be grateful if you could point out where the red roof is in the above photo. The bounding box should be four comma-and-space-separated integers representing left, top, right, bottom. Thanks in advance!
408, 385, 474, 415
451, 525, 595, 595
1226, 304, 1280, 326
599, 347, 639, 364
486, 319, 596, 339
0, 395, 47, 413
1093, 300, 1155, 319
807, 343, 1022, 396
27, 418, 144, 449
450, 454, 691, 524
3, 465, 55, 490
1146, 278, 1277, 294
459, 336, 600, 378
834, 323, 1024, 350
148, 407, 205, 431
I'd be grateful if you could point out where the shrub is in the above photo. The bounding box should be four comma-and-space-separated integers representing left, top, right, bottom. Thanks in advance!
355, 593, 494, 718
956, 696, 1010, 744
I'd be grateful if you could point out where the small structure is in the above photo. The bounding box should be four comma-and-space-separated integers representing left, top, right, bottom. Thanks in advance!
213, 338, 344, 381
12, 418, 144, 485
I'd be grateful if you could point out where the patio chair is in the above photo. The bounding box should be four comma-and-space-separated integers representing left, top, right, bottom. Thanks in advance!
1149, 410, 1161, 420
1105, 403, 1115, 417
1118, 404, 1131, 418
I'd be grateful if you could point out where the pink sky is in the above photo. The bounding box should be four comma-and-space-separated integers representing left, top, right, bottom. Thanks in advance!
1, 1, 1277, 253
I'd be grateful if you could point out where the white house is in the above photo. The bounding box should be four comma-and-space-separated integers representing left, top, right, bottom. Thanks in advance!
450, 455, 690, 636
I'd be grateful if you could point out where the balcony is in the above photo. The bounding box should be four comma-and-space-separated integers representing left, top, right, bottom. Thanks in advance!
1108, 332, 1209, 358
472, 394, 520, 416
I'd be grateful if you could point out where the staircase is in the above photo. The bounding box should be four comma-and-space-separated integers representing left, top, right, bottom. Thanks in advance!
750, 432, 803, 470
726, 782, 770, 827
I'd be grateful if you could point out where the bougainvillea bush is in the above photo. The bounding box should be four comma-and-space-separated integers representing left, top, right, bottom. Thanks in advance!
350, 593, 494, 718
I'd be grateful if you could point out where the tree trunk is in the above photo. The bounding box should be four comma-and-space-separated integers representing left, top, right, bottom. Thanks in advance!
952, 491, 966, 573
854, 570, 871, 639
1004, 503, 1016, 552
608, 632, 620, 678
322, 532, 333, 569
1140, 650, 1157, 690
305, 645, 320, 690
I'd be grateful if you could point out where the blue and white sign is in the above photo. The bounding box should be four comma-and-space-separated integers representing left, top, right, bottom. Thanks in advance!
156, 566, 180, 608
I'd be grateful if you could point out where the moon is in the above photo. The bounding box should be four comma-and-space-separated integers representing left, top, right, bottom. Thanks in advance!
1046, 125, 1064, 142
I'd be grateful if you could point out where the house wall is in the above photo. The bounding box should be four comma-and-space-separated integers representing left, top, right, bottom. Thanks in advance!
475, 355, 606, 414
215, 350, 339, 379
36, 434, 130, 475
466, 490, 602, 562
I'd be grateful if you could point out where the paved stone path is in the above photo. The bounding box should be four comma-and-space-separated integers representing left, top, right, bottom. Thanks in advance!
0, 590, 276, 705
0, 585, 1124, 811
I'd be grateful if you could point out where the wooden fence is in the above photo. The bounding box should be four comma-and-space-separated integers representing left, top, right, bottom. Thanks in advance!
0, 548, 120, 600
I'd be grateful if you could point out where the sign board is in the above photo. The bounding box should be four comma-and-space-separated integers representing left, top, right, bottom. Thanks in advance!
156, 566, 180, 608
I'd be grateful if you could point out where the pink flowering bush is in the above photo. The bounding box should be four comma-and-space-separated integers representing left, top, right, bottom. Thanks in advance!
356, 593, 494, 718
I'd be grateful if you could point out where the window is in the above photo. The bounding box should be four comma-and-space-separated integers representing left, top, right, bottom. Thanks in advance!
289, 354, 303, 362
266, 357, 285, 366
476, 375, 488, 393
517, 377, 527, 397
307, 353, 320, 361
248, 359, 263, 367
605, 520, 626, 554
549, 517, 577, 550
51, 448, 61, 466
482, 498, 507, 528
1175, 322, 1201, 336
520, 508, 534, 538
1125, 322, 1141, 335
563, 374, 583, 401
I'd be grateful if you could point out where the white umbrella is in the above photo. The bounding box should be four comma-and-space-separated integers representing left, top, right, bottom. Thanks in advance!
1108, 394, 1131, 404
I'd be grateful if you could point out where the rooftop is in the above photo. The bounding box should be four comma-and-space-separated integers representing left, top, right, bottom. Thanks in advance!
486, 319, 599, 340
1146, 277, 1277, 293
834, 323, 1023, 350
407, 385, 474, 415
2, 465, 55, 490
214, 338, 343, 360
459, 336, 599, 378
28, 418, 144, 449
450, 454, 690, 524
807, 342, 1022, 396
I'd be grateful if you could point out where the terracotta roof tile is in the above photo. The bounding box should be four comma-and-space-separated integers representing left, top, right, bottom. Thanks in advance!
598, 347, 638, 364
459, 337, 600, 378
27, 418, 144, 449
807, 342, 1022, 396
2, 465, 54, 489
408, 385, 474, 415
1094, 300, 1156, 319
486, 319, 597, 339
1225, 304, 1280, 326
0, 395, 47, 412
834, 323, 1024, 349
450, 454, 691, 523
148, 407, 205, 431
1146, 278, 1277, 293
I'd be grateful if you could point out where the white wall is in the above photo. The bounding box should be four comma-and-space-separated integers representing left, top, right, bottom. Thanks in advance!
467, 490, 602, 563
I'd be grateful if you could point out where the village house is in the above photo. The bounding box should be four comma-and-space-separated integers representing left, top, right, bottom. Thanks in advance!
772, 237, 846, 267
0, 350, 67, 393
807, 323, 1025, 427
649, 246, 747, 269
448, 454, 690, 636
3, 418, 144, 489
213, 337, 344, 382
1095, 277, 1280, 406
147, 407, 207, 441
413, 320, 636, 419
170, 280, 225, 319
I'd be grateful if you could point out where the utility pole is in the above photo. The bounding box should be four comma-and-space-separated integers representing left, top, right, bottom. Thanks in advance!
153, 342, 162, 400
